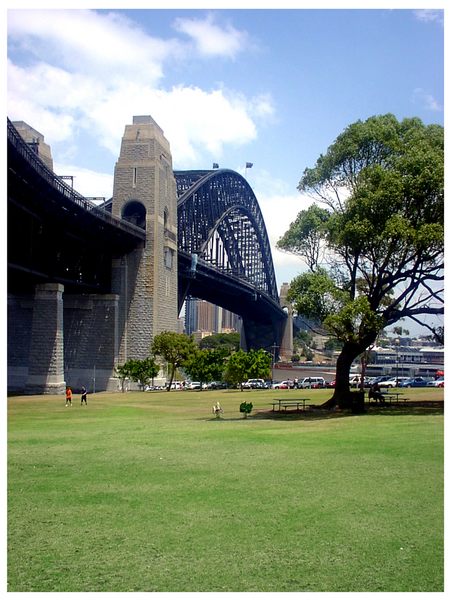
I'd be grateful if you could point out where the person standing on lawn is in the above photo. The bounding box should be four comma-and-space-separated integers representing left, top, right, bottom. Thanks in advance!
81, 386, 88, 405
65, 387, 72, 407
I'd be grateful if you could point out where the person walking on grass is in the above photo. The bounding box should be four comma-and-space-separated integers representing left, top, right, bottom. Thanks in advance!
81, 386, 87, 405
65, 386, 72, 407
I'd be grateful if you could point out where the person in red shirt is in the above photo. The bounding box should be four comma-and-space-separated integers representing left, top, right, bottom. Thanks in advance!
65, 387, 72, 407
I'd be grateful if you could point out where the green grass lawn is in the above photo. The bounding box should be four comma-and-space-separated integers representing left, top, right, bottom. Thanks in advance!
7, 388, 444, 592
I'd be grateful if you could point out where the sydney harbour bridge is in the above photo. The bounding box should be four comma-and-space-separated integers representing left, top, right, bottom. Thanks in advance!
7, 116, 288, 393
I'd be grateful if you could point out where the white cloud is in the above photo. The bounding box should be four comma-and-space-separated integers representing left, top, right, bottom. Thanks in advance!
7, 9, 273, 167
53, 162, 114, 200
413, 10, 443, 25
7, 9, 177, 85
412, 88, 442, 112
254, 183, 313, 280
172, 13, 250, 59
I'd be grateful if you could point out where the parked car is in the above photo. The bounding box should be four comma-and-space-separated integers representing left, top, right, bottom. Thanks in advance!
399, 377, 429, 388
297, 376, 326, 389
367, 376, 390, 386
377, 378, 399, 388
272, 381, 289, 389
243, 378, 266, 389
427, 378, 444, 387
208, 381, 228, 390
349, 375, 374, 388
186, 381, 201, 390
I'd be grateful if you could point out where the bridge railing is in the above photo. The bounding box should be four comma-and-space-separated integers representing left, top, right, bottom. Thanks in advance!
7, 118, 145, 240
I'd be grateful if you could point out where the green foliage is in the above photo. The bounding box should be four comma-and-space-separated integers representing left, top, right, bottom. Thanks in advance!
304, 348, 314, 361
239, 401, 253, 418
223, 348, 271, 390
287, 268, 346, 323
152, 331, 197, 390
323, 296, 385, 345
324, 337, 342, 356
199, 332, 240, 353
280, 114, 443, 403
277, 204, 330, 270
116, 357, 159, 391
183, 348, 226, 386
246, 348, 272, 378
223, 350, 250, 390
115, 363, 131, 392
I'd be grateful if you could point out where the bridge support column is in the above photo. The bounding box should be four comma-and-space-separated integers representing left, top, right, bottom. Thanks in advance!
279, 283, 293, 360
63, 293, 119, 393
26, 283, 66, 395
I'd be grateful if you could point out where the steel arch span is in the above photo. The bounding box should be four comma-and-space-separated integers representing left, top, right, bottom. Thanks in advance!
175, 169, 287, 351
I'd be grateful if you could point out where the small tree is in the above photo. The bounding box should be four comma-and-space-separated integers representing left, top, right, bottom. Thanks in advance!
116, 363, 131, 393
152, 331, 197, 391
223, 350, 249, 390
116, 357, 159, 391
129, 357, 159, 390
239, 401, 253, 419
183, 348, 226, 389
223, 348, 272, 390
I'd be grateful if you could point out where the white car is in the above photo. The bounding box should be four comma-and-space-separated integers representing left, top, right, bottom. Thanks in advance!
243, 378, 265, 389
298, 377, 325, 389
378, 377, 411, 387
427, 378, 444, 387
272, 381, 290, 389
186, 381, 201, 390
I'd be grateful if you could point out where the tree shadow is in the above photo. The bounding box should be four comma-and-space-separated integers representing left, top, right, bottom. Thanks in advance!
253, 401, 444, 421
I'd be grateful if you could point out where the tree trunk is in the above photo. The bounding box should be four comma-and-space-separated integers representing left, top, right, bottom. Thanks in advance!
166, 364, 176, 391
321, 339, 373, 409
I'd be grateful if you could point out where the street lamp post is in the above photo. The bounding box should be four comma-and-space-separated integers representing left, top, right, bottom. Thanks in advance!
395, 338, 400, 385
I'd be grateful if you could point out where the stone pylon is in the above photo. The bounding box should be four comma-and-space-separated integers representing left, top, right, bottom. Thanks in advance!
279, 282, 294, 360
26, 283, 66, 394
110, 116, 178, 366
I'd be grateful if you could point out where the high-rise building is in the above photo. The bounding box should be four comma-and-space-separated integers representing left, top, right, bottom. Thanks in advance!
184, 297, 239, 335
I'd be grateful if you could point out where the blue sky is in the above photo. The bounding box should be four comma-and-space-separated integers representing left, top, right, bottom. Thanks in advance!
6, 2, 444, 333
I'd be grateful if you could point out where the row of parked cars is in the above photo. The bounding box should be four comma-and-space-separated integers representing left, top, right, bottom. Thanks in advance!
243, 377, 328, 389
147, 375, 444, 391
350, 375, 444, 388
381, 376, 443, 388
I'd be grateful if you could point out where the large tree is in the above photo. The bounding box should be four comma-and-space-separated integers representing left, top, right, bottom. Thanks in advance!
151, 331, 197, 391
277, 114, 443, 408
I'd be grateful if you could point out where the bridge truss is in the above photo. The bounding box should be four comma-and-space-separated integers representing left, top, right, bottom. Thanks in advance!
175, 170, 286, 350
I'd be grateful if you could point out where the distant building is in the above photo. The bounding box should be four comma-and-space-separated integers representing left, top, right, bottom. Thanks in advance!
184, 297, 239, 336
365, 344, 443, 377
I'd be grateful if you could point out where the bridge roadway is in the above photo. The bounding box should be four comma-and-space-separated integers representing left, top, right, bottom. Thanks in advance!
7, 118, 286, 353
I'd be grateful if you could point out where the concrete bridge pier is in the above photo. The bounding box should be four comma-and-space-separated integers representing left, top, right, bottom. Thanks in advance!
25, 283, 66, 395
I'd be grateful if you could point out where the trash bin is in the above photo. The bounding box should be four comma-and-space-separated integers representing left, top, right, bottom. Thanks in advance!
350, 391, 366, 414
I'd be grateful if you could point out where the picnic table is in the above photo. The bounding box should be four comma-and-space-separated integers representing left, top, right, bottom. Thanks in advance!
382, 391, 406, 403
271, 398, 308, 412
369, 390, 407, 403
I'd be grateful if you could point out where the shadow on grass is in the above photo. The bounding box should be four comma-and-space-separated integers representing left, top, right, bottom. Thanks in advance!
204, 417, 251, 422
252, 401, 444, 421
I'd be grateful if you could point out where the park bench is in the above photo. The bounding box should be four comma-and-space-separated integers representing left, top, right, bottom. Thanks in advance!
271, 398, 308, 412
368, 389, 407, 404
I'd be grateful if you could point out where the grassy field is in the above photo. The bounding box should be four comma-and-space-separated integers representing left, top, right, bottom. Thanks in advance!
7, 387, 444, 592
